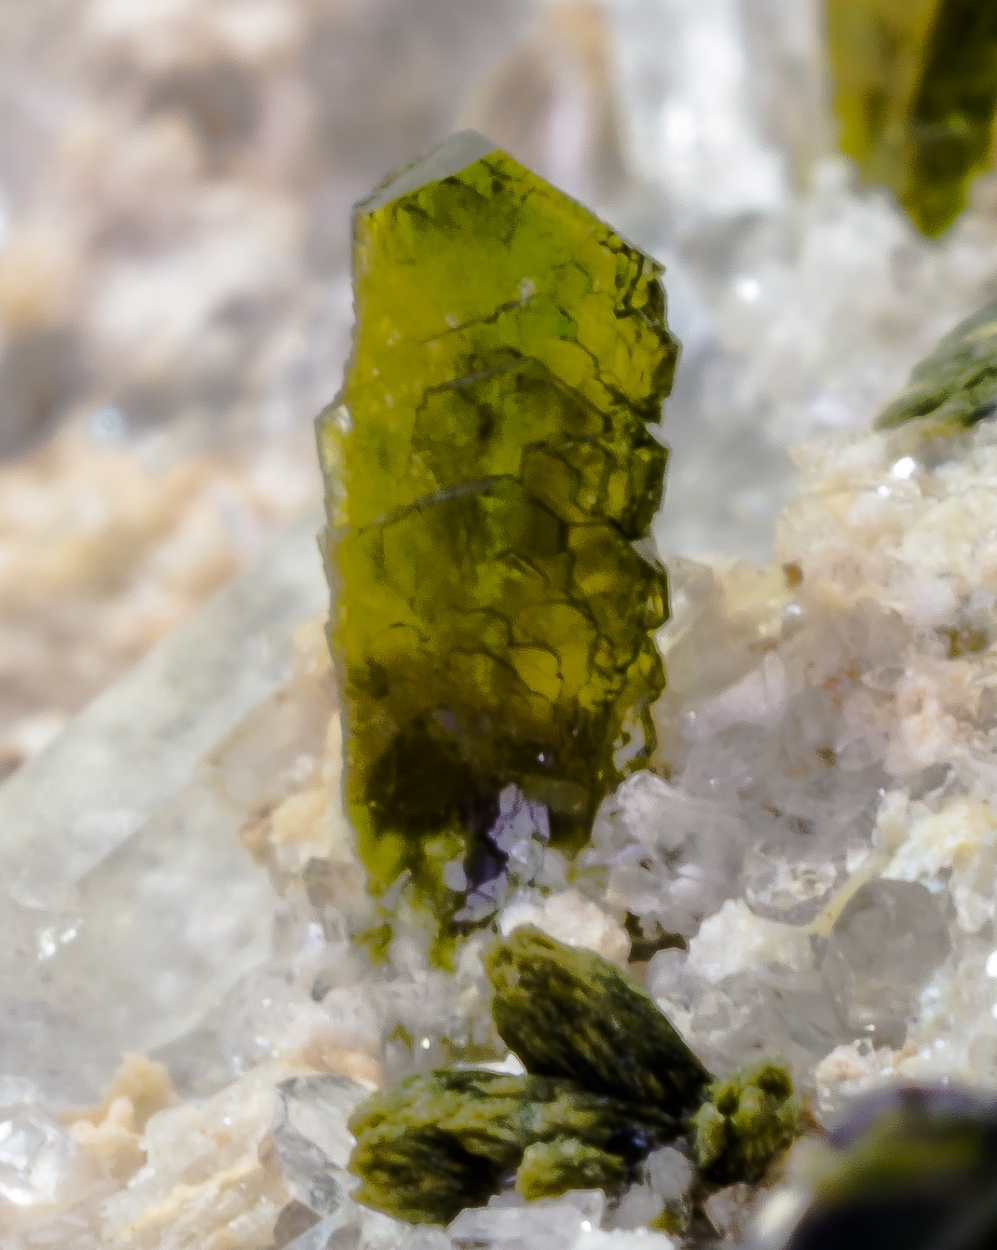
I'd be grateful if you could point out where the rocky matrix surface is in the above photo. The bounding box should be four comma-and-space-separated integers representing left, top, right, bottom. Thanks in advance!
13, 355, 997, 1249
7, 3, 997, 1250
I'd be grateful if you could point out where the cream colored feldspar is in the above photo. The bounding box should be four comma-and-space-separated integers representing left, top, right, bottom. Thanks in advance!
99, 1061, 301, 1250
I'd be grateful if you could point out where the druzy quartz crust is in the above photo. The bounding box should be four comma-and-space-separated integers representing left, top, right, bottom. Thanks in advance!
318, 132, 677, 950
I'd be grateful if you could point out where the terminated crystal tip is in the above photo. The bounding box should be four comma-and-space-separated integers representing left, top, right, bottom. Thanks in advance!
317, 132, 678, 953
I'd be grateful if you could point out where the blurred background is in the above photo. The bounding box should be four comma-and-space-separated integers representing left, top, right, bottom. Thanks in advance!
0, 0, 995, 780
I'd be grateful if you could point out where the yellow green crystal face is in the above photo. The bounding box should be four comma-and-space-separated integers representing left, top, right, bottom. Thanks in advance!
826, 0, 997, 236
317, 132, 677, 947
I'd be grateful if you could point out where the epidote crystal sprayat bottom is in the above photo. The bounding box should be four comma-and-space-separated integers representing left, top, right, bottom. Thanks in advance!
317, 132, 677, 951
826, 0, 997, 236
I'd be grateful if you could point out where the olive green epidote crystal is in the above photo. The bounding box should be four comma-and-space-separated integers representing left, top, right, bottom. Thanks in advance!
875, 296, 997, 430
348, 1070, 646, 1225
826, 0, 997, 236
485, 926, 710, 1122
348, 931, 802, 1226
317, 132, 676, 947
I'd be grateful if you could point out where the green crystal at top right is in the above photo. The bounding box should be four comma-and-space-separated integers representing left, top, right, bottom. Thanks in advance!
826, 0, 997, 236
875, 295, 997, 429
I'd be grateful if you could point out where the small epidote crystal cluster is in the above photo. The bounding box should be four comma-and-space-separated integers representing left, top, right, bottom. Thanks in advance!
826, 0, 997, 236
347, 928, 800, 1226
875, 295, 997, 430
317, 131, 676, 949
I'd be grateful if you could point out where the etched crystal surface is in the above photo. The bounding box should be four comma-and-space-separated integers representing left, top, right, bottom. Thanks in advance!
317, 132, 676, 949
826, 0, 997, 236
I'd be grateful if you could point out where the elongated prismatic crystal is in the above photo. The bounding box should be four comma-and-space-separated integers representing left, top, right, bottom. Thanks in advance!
317, 132, 677, 952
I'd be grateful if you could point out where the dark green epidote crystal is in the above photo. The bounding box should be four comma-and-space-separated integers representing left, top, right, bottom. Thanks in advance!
317, 132, 676, 952
784, 1085, 997, 1250
347, 928, 801, 1225
875, 296, 997, 430
485, 926, 711, 1122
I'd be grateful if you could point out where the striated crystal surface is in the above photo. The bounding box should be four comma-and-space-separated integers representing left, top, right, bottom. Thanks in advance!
347, 1070, 659, 1226
875, 295, 997, 429
317, 131, 676, 952
485, 927, 710, 1121
689, 1061, 801, 1186
826, 0, 997, 236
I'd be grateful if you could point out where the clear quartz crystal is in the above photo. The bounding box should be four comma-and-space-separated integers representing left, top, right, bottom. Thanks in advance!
743, 841, 841, 924
0, 515, 327, 1101
449, 1191, 606, 1250
820, 880, 952, 1046
0, 1105, 82, 1208
272, 1075, 369, 1216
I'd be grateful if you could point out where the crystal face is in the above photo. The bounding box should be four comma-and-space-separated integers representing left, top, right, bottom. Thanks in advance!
485, 927, 710, 1121
826, 0, 997, 236
347, 1069, 653, 1226
317, 132, 676, 950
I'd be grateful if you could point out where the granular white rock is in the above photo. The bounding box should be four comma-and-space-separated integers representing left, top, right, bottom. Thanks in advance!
686, 899, 811, 984
497, 891, 629, 967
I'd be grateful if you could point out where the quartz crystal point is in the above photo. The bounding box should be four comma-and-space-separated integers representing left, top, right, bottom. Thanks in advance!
317, 132, 676, 949
826, 0, 997, 236
875, 295, 997, 430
